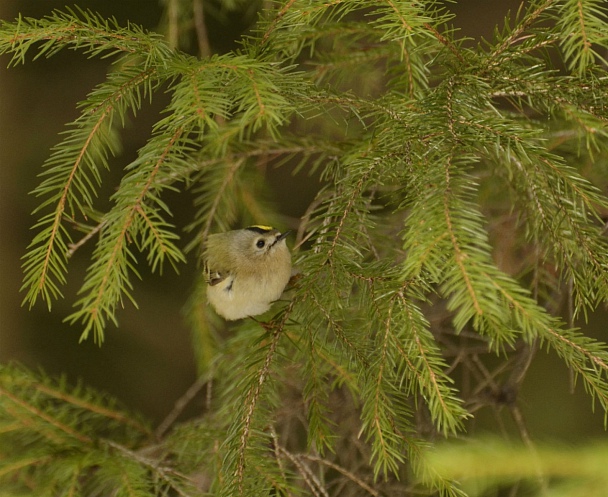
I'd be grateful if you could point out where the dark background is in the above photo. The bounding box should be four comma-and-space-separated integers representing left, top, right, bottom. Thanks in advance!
1, 1, 606, 441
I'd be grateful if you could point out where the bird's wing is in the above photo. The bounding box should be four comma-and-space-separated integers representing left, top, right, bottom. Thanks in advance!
204, 262, 228, 286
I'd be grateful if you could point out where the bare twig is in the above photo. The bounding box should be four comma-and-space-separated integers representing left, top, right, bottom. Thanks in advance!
106, 440, 195, 497
269, 427, 290, 493
301, 453, 381, 497
277, 447, 329, 497
507, 338, 539, 389
66, 220, 106, 258
295, 192, 330, 251
155, 374, 209, 439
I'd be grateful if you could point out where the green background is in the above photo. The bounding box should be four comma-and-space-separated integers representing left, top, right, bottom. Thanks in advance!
1, 0, 606, 441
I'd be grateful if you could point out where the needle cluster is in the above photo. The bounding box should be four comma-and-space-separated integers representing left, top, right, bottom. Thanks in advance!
2, 1, 608, 496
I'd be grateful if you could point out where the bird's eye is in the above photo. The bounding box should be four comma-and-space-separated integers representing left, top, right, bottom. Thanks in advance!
256, 239, 266, 249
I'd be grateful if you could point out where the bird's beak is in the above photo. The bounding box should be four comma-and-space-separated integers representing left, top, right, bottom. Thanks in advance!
276, 230, 291, 243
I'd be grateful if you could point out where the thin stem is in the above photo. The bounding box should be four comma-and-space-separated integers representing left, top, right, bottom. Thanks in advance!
193, 0, 211, 58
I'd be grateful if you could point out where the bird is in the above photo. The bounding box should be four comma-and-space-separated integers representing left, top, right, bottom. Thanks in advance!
203, 225, 292, 320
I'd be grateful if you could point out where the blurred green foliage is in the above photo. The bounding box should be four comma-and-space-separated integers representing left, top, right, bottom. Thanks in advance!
2, 1, 608, 496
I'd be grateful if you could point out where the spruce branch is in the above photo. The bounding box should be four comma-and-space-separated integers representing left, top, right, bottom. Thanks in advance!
5, 2, 608, 496
20, 107, 118, 309
19, 58, 166, 309
0, 6, 170, 65
0, 364, 154, 491
443, 162, 484, 319
541, 327, 608, 418
188, 157, 245, 250
361, 300, 410, 479
554, 0, 608, 74
233, 311, 292, 496
298, 324, 337, 454
0, 385, 94, 445
28, 381, 150, 437
488, 0, 556, 63
66, 124, 189, 343
392, 289, 467, 435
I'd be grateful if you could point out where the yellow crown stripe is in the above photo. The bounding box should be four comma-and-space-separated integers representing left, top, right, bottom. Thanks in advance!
248, 224, 274, 231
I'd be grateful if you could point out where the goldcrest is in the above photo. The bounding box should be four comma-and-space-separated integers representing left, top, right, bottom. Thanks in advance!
203, 225, 292, 320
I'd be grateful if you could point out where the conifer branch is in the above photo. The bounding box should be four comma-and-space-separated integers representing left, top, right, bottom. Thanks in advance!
309, 290, 367, 367
395, 290, 466, 435
443, 162, 483, 318
1, 456, 50, 477
0, 386, 93, 445
236, 322, 286, 495
67, 125, 187, 343
5, 2, 608, 495
260, 0, 298, 45
1, 7, 162, 63
366, 298, 407, 478
31, 382, 151, 436
555, 0, 608, 73
490, 0, 555, 62
200, 158, 244, 242
20, 62, 162, 309
326, 169, 370, 262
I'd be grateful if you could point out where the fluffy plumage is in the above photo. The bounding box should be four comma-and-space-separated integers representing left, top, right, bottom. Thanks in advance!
203, 226, 292, 320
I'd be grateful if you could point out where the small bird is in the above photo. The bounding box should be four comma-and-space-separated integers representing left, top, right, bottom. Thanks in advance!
203, 225, 292, 320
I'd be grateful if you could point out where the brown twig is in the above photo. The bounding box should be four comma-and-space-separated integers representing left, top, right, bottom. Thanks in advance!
155, 374, 209, 439
66, 220, 106, 257
301, 453, 381, 497
276, 447, 329, 497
